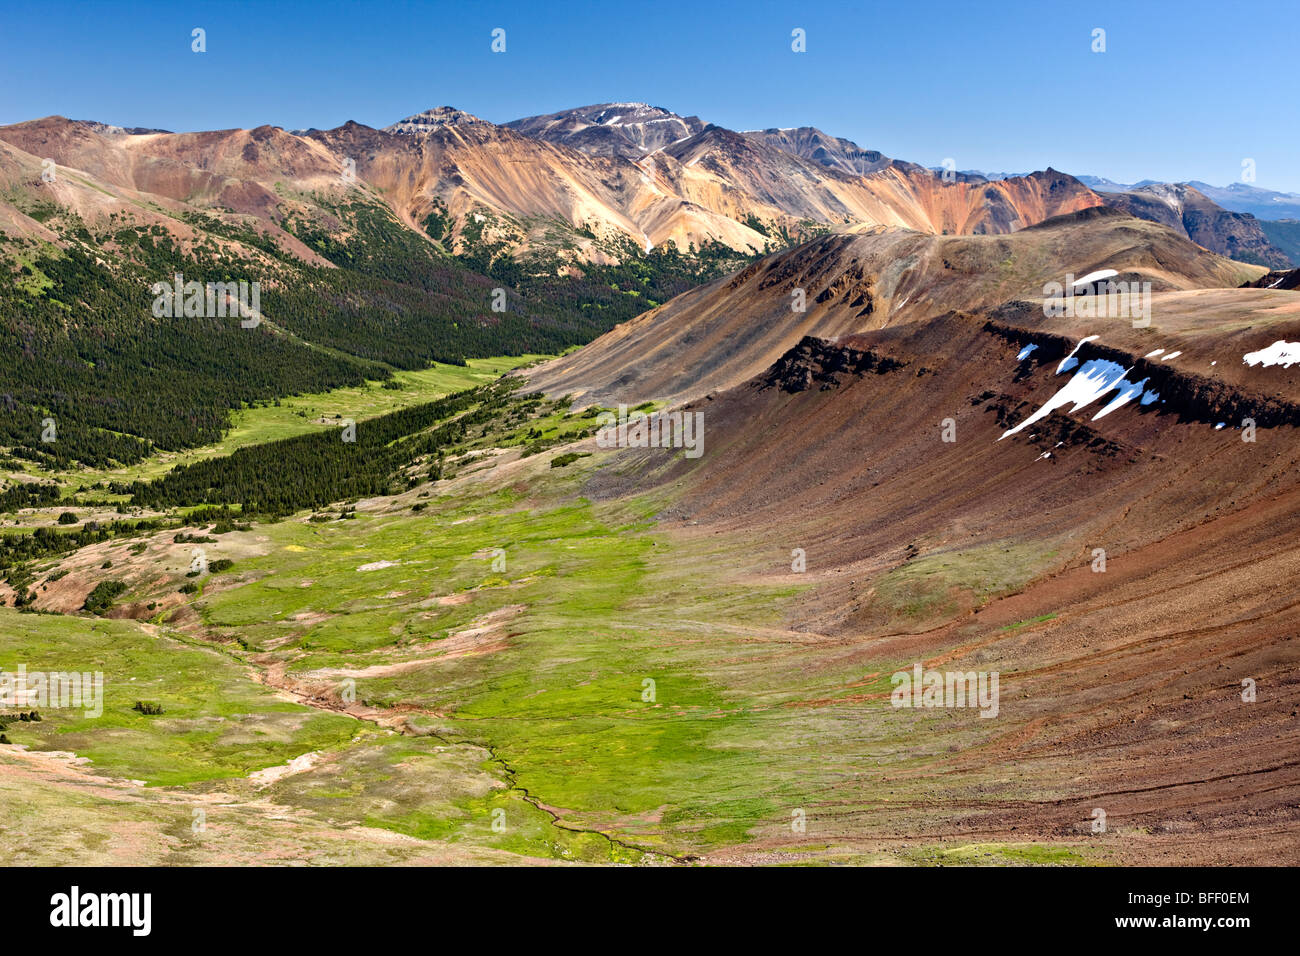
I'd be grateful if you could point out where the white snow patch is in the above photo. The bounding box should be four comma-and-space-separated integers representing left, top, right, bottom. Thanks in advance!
1017, 343, 1039, 361
1093, 375, 1151, 420
1144, 349, 1165, 358
1073, 269, 1119, 287
1244, 340, 1300, 368
357, 560, 400, 572
1001, 358, 1133, 439
1057, 335, 1099, 374
1161, 351, 1182, 361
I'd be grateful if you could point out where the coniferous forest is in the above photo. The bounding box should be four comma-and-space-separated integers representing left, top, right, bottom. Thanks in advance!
0, 193, 756, 472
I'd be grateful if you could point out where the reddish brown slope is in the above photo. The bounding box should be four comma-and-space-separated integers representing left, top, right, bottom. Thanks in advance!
0, 116, 343, 215
579, 305, 1300, 863
528, 210, 1264, 407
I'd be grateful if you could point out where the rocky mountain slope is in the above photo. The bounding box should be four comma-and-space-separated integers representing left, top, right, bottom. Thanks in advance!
1099, 182, 1291, 268
504, 102, 706, 159
523, 206, 1299, 863
740, 126, 896, 176
3, 105, 1276, 273
529, 208, 1263, 406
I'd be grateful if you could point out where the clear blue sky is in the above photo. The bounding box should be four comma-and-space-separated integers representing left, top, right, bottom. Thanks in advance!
2, 0, 1296, 191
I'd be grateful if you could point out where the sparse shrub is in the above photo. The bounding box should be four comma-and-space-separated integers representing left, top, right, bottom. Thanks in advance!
550, 452, 591, 469
82, 580, 127, 614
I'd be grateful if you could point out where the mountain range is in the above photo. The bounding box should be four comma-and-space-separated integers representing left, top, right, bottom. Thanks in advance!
1079, 174, 1300, 219
4, 102, 1289, 272
3, 94, 1300, 867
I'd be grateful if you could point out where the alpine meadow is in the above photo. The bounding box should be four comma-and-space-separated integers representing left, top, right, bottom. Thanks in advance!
0, 2, 1295, 935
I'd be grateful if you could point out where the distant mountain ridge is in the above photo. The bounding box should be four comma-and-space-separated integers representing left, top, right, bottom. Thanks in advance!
0, 103, 1287, 275
1075, 174, 1300, 221
740, 126, 896, 177
503, 102, 706, 159
1097, 182, 1290, 269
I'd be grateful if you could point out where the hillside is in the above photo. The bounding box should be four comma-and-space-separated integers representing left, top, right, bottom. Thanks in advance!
519, 213, 1300, 863
529, 209, 1262, 406
0, 118, 751, 468
741, 126, 896, 176
1261, 219, 1300, 264
3, 167, 1296, 867
504, 102, 707, 159
1099, 182, 1291, 268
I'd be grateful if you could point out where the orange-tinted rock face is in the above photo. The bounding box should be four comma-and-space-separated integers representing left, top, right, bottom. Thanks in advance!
0, 113, 1109, 265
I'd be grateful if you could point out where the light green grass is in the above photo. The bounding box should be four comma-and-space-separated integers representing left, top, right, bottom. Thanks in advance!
0, 608, 367, 786
872, 541, 1056, 620
184, 457, 817, 855
902, 842, 1098, 866
22, 355, 549, 490
0, 393, 1090, 864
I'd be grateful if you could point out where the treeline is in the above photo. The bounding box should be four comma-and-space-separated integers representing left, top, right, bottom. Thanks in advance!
127, 382, 520, 516
527, 239, 753, 321
0, 482, 61, 513
0, 505, 247, 605
0, 196, 766, 472
0, 233, 383, 464
464, 230, 760, 330
272, 197, 641, 366
0, 516, 167, 589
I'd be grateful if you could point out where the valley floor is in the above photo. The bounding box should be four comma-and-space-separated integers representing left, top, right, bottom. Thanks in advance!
2, 349, 1297, 866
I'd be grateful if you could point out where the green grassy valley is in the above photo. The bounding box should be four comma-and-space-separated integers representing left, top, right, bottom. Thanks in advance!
0, 367, 1113, 865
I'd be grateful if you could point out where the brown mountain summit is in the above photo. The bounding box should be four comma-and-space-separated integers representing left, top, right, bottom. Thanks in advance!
0, 104, 1280, 271
0, 107, 1109, 267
